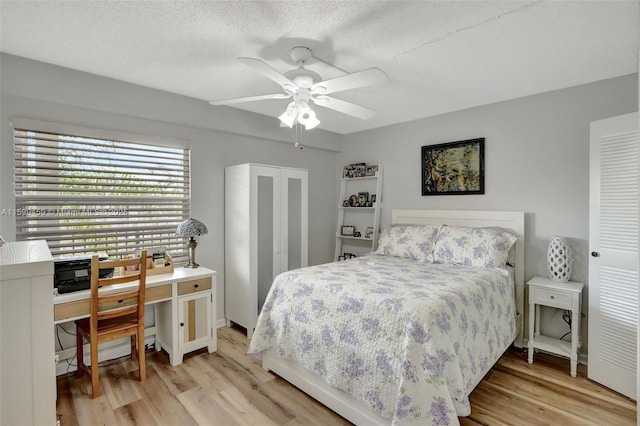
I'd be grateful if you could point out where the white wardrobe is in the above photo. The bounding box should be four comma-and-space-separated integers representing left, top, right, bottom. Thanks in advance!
225, 164, 308, 338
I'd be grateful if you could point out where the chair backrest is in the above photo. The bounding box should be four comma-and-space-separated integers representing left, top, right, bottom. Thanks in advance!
90, 251, 147, 331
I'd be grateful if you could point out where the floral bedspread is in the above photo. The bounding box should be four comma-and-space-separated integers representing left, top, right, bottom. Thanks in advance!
248, 255, 516, 426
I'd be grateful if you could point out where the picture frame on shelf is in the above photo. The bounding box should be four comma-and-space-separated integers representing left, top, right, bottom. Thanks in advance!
341, 225, 355, 236
371, 194, 376, 203
354, 231, 361, 238
348, 194, 358, 207
365, 165, 378, 176
365, 227, 374, 239
357, 192, 369, 207
343, 163, 366, 179
342, 200, 350, 207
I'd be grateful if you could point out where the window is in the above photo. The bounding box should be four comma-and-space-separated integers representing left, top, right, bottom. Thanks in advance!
13, 126, 190, 259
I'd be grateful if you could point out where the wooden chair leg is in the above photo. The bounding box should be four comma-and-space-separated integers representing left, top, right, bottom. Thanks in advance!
138, 326, 146, 381
90, 340, 100, 398
130, 335, 137, 361
76, 330, 84, 378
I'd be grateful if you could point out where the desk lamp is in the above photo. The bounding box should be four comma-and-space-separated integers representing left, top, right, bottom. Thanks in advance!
176, 218, 208, 268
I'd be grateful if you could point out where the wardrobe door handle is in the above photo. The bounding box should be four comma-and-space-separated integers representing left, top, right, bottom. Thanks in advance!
591, 251, 600, 257
194, 284, 199, 288
180, 322, 184, 327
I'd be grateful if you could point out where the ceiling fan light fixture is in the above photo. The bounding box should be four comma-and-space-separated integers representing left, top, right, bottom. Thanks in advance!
297, 105, 320, 130
297, 105, 313, 122
279, 102, 297, 128
303, 115, 320, 130
279, 100, 321, 130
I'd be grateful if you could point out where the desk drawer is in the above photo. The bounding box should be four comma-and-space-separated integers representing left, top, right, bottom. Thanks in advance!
178, 277, 212, 296
533, 288, 572, 310
54, 284, 172, 322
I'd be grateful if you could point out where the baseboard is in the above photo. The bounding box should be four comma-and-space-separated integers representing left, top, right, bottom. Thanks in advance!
57, 321, 227, 376
579, 352, 588, 365
55, 329, 156, 376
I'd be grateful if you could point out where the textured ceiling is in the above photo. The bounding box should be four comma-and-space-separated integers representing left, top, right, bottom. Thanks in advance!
1, 1, 638, 135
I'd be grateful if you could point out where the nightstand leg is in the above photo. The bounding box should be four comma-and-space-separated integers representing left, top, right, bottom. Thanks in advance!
528, 301, 535, 364
570, 308, 579, 377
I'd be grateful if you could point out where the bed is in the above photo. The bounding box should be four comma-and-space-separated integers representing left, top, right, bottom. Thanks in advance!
248, 209, 525, 425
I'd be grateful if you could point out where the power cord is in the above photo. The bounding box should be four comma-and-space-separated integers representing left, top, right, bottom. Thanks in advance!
560, 310, 572, 341
66, 354, 77, 373
55, 324, 79, 372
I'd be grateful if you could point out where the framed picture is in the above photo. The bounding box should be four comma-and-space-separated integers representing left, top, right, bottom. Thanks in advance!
365, 165, 378, 176
348, 194, 358, 207
343, 163, 366, 179
357, 192, 369, 206
341, 225, 355, 236
365, 227, 374, 239
371, 194, 376, 203
421, 138, 484, 195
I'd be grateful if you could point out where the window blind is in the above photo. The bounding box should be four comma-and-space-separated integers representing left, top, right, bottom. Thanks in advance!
13, 128, 191, 259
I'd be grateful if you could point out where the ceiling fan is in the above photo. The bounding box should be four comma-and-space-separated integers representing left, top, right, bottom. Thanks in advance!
209, 46, 387, 130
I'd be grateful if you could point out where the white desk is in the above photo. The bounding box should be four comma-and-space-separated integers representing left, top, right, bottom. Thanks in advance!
54, 266, 217, 366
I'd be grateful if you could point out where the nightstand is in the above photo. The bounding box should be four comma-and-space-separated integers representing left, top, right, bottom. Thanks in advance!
527, 276, 584, 377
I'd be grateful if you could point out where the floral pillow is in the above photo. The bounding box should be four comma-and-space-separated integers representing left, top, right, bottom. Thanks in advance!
433, 225, 517, 270
373, 225, 440, 262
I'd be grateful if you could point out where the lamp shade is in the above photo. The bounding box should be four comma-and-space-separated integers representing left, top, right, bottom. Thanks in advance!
278, 102, 297, 128
176, 218, 208, 237
299, 108, 320, 130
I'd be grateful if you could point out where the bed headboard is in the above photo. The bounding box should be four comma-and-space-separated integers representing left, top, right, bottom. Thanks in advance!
391, 209, 525, 348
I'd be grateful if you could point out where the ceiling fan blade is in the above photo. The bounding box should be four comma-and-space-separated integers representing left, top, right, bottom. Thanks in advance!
311, 68, 387, 95
238, 57, 296, 90
312, 96, 376, 120
209, 93, 290, 106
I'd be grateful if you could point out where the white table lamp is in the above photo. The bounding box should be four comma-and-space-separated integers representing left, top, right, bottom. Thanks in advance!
176, 218, 208, 268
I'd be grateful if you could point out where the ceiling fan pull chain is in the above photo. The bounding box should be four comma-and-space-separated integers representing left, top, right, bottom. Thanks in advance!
294, 121, 303, 150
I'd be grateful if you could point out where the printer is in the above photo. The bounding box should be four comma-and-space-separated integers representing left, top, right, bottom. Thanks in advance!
53, 253, 112, 294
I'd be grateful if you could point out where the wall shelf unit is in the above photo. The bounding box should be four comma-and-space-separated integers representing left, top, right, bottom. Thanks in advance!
334, 164, 383, 260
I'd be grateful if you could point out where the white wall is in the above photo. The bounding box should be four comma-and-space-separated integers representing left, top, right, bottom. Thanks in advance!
339, 74, 638, 355
0, 54, 342, 330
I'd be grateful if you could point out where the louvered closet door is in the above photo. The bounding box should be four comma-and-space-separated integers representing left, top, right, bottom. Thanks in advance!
588, 112, 638, 399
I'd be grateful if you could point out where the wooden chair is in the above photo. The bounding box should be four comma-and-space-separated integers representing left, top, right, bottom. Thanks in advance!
75, 251, 148, 398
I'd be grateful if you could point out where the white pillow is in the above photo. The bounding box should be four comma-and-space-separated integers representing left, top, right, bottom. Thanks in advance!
374, 225, 440, 262
433, 225, 517, 270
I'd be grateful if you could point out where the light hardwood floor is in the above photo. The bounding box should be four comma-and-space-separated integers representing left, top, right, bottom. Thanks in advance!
56, 326, 636, 425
